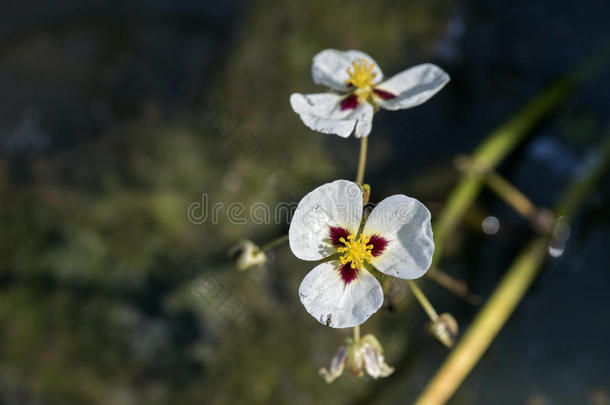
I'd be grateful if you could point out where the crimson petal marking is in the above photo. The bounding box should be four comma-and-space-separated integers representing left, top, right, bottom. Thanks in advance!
339, 262, 358, 285
373, 88, 396, 100
329, 226, 351, 246
369, 234, 388, 257
340, 93, 359, 111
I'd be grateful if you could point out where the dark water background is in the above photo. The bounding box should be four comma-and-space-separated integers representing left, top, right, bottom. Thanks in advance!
1, 1, 609, 404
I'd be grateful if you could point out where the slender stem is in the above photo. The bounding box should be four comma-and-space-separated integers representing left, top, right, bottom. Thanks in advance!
427, 268, 481, 305
352, 137, 368, 343
456, 156, 538, 218
407, 280, 439, 322
259, 234, 289, 252
356, 136, 368, 184
456, 156, 553, 233
485, 170, 538, 218
432, 75, 577, 265
486, 171, 556, 234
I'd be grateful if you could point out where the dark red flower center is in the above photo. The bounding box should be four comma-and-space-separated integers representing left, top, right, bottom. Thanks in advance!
368, 234, 388, 257
339, 263, 358, 285
373, 88, 396, 100
340, 93, 359, 111
340, 88, 396, 111
329, 226, 351, 246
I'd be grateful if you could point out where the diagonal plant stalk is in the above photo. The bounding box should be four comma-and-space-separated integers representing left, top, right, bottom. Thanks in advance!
431, 75, 574, 264
431, 42, 610, 264
427, 267, 481, 305
413, 133, 610, 405
455, 155, 555, 233
422, 70, 578, 300
407, 280, 440, 322
259, 234, 289, 251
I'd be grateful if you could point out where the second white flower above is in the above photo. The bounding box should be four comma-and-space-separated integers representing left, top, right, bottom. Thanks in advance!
289, 180, 434, 328
290, 49, 450, 138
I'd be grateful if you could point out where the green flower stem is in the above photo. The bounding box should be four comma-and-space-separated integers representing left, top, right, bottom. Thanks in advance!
432, 75, 576, 265
455, 156, 546, 228
414, 133, 610, 405
354, 135, 369, 342
353, 325, 361, 343
427, 267, 481, 305
356, 136, 368, 184
259, 234, 289, 252
432, 45, 610, 265
407, 280, 439, 322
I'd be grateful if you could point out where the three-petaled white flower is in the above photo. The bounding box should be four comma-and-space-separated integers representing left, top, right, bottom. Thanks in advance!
289, 180, 434, 328
290, 49, 450, 138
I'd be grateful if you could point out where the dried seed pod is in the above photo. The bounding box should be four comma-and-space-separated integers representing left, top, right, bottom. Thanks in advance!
319, 334, 394, 383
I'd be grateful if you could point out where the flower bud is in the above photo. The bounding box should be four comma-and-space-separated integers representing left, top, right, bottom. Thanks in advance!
427, 313, 459, 348
229, 240, 267, 271
360, 184, 371, 205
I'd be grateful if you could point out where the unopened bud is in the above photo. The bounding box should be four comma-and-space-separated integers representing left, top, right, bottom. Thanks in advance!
427, 313, 459, 348
360, 184, 371, 205
229, 240, 267, 271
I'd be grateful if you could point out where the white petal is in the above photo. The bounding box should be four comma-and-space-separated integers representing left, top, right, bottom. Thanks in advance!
290, 93, 371, 138
297, 113, 355, 138
289, 180, 363, 260
298, 262, 383, 328
362, 345, 394, 379
376, 64, 449, 111
363, 195, 434, 279
319, 346, 347, 383
312, 49, 383, 92
354, 103, 374, 138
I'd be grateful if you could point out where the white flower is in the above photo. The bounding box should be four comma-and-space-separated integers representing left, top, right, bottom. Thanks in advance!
289, 180, 434, 328
290, 49, 450, 138
319, 334, 394, 383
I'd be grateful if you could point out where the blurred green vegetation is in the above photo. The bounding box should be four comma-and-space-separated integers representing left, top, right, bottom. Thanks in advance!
0, 1, 453, 404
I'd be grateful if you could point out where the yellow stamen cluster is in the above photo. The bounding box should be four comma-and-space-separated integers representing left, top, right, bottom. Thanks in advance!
337, 234, 374, 269
346, 59, 377, 103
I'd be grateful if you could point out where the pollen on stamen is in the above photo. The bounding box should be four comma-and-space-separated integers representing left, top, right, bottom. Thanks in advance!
337, 233, 374, 273
345, 59, 377, 89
